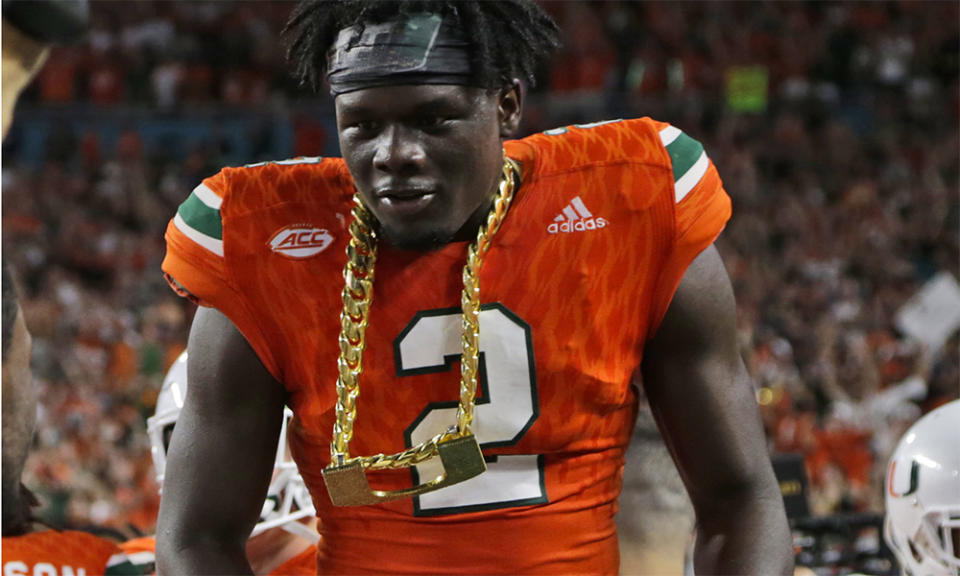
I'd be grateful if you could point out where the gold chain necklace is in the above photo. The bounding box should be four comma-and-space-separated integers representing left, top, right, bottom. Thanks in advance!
322, 155, 520, 506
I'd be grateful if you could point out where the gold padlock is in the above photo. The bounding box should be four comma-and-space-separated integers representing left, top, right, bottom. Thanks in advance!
323, 434, 486, 506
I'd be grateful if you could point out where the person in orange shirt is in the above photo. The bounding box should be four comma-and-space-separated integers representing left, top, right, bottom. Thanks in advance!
120, 352, 319, 576
2, 267, 143, 575
1, 5, 137, 573
156, 1, 792, 574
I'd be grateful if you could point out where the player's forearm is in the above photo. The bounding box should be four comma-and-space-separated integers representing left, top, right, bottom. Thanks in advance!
693, 486, 793, 575
156, 533, 253, 576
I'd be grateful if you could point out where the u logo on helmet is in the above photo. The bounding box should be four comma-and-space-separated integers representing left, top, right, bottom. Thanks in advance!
883, 400, 960, 575
888, 458, 920, 498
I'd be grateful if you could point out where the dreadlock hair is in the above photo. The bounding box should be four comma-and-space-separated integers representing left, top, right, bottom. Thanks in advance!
284, 0, 560, 94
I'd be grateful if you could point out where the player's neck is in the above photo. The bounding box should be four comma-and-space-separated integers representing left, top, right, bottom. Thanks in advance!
451, 191, 498, 244
449, 157, 522, 244
245, 524, 314, 575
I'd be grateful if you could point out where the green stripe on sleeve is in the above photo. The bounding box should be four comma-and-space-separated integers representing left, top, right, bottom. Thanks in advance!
105, 559, 153, 575
665, 132, 705, 183
177, 192, 223, 240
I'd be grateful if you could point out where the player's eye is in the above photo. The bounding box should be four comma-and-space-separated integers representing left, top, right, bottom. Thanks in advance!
353, 120, 380, 133
415, 116, 451, 129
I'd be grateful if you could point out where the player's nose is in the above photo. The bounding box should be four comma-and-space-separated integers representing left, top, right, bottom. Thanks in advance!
372, 124, 426, 175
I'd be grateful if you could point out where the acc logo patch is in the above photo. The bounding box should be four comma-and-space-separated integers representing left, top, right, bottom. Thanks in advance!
268, 225, 335, 259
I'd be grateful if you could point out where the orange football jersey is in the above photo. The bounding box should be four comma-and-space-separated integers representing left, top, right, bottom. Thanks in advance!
162, 117, 731, 574
118, 537, 156, 576
270, 546, 316, 576
2, 530, 138, 575
118, 536, 315, 576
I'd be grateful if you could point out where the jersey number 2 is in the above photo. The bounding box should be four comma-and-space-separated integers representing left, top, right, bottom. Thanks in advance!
395, 303, 547, 516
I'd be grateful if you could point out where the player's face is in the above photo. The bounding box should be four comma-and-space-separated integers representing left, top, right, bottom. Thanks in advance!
336, 84, 518, 250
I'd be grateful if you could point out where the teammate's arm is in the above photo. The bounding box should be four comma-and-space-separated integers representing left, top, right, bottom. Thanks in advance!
641, 245, 793, 575
156, 307, 286, 575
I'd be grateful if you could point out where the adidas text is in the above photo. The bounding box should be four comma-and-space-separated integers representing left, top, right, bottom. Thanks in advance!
548, 217, 608, 234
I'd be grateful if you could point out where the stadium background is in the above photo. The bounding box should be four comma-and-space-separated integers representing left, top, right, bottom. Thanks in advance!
2, 1, 957, 573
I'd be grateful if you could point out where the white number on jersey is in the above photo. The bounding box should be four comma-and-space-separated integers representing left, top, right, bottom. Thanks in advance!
395, 304, 547, 515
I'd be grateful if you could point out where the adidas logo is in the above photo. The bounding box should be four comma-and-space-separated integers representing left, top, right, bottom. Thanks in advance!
269, 224, 334, 259
547, 196, 608, 234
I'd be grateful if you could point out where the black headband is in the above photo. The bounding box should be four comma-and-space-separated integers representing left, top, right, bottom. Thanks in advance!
326, 13, 476, 96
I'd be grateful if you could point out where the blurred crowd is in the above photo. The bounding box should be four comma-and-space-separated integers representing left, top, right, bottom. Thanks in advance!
2, 0, 957, 535
19, 1, 296, 108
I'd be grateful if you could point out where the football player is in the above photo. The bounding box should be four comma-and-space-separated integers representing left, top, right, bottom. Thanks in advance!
2, 266, 143, 575
885, 400, 960, 576
156, 1, 793, 574
3, 4, 144, 573
120, 351, 320, 575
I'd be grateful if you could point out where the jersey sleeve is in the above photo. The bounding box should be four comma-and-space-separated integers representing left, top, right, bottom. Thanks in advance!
647, 122, 732, 339
162, 172, 232, 306
269, 544, 317, 575
117, 536, 156, 575
161, 170, 282, 379
105, 548, 154, 575
1, 531, 150, 575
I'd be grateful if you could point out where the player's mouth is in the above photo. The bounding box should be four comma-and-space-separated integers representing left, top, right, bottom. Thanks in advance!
374, 187, 438, 218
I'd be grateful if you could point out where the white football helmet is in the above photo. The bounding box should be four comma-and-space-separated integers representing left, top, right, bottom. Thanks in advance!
884, 399, 960, 576
147, 351, 318, 543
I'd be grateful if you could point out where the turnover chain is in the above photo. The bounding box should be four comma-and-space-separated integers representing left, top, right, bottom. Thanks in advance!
323, 156, 520, 504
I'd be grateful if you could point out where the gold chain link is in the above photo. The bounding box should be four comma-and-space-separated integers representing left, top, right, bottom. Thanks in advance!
329, 156, 520, 472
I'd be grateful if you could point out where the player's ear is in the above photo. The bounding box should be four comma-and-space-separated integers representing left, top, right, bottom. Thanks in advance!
498, 79, 523, 138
